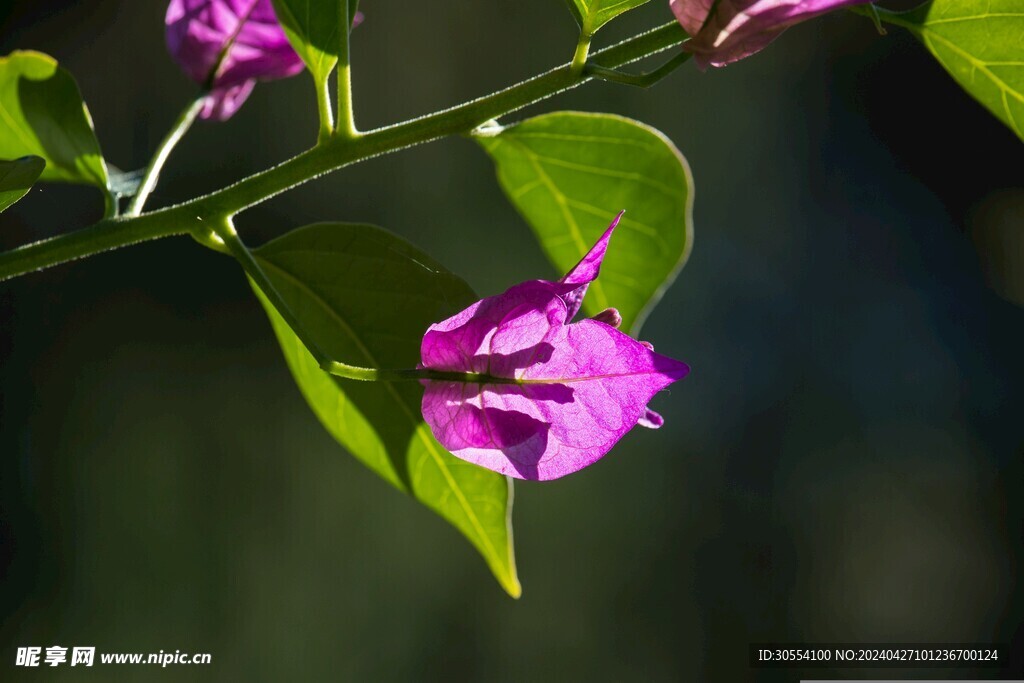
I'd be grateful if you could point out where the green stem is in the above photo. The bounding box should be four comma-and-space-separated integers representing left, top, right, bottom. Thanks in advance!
570, 30, 592, 76
126, 97, 204, 217
185, 20, 686, 217
315, 75, 335, 142
102, 188, 117, 219
0, 214, 190, 280
336, 0, 357, 138
587, 51, 692, 88
0, 21, 687, 283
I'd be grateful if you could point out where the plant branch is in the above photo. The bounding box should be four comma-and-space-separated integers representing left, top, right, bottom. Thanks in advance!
126, 96, 205, 216
0, 214, 191, 281
102, 188, 117, 219
183, 20, 688, 216
0, 21, 688, 283
315, 74, 335, 142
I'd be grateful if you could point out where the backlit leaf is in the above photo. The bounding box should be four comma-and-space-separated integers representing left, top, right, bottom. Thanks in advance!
877, 0, 1024, 142
251, 223, 520, 597
478, 111, 694, 334
0, 51, 108, 188
271, 0, 347, 92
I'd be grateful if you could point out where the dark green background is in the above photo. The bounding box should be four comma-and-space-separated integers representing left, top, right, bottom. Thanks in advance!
2, 1, 1022, 680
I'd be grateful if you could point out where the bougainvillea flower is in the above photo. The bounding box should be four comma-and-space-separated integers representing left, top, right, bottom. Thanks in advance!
420, 213, 689, 481
165, 0, 304, 120
670, 0, 872, 68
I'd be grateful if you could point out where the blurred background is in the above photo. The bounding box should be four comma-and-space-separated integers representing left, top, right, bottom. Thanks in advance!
1, 1, 1022, 680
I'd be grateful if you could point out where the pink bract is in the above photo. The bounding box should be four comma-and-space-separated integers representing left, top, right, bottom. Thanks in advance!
419, 213, 690, 481
165, 0, 304, 120
670, 0, 872, 68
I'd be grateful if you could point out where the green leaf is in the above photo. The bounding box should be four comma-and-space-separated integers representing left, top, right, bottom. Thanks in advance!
477, 111, 694, 335
271, 0, 345, 91
0, 51, 109, 188
877, 0, 1024, 142
568, 0, 651, 33
250, 223, 520, 597
0, 156, 44, 213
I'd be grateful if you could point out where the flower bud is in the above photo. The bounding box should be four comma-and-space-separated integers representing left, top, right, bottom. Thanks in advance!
165, 0, 304, 120
670, 0, 872, 68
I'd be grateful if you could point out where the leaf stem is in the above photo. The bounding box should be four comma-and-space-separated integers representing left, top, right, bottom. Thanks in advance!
0, 214, 191, 280
0, 21, 687, 283
586, 51, 692, 88
315, 74, 335, 142
102, 187, 118, 219
125, 97, 205, 217
570, 30, 592, 76
335, 0, 357, 138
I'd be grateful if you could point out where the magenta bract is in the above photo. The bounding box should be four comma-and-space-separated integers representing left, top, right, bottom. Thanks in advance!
419, 214, 690, 481
671, 0, 872, 68
165, 0, 304, 120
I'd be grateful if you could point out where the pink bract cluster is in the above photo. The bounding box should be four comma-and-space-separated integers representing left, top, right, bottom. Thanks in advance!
166, 0, 303, 120
165, 0, 362, 120
670, 0, 872, 68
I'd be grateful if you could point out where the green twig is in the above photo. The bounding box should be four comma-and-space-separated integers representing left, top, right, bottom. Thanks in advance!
315, 74, 335, 142
587, 51, 692, 88
102, 188, 118, 219
570, 30, 592, 76
0, 215, 191, 280
0, 21, 687, 283
125, 97, 205, 217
